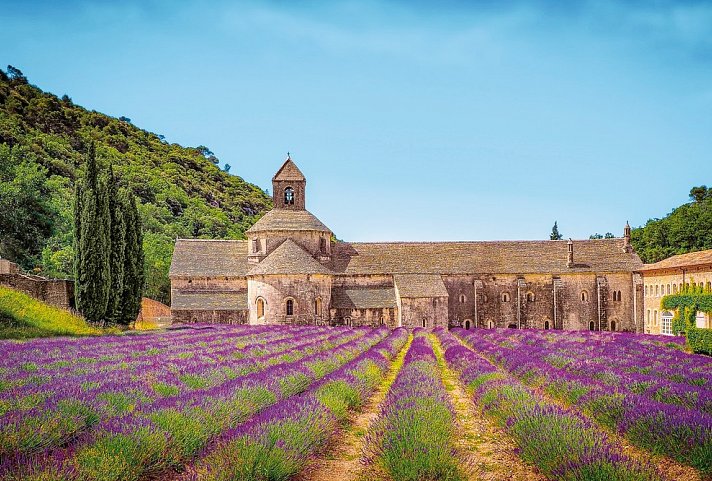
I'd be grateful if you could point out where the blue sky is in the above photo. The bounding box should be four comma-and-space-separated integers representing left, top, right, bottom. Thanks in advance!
2, 0, 711, 242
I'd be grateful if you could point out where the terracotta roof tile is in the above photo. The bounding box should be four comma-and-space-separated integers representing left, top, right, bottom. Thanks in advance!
248, 239, 332, 275
331, 287, 397, 309
640, 249, 712, 272
246, 209, 331, 234
171, 291, 248, 310
331, 239, 642, 275
169, 240, 249, 277
394, 274, 448, 298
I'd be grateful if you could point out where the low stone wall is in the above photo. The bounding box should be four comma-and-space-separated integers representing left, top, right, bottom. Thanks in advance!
0, 273, 74, 310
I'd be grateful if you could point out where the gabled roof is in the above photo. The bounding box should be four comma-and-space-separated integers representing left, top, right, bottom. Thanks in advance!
394, 274, 448, 298
169, 240, 249, 277
246, 209, 331, 234
640, 249, 712, 272
171, 291, 248, 311
331, 238, 642, 275
273, 158, 306, 182
248, 239, 332, 276
331, 287, 397, 309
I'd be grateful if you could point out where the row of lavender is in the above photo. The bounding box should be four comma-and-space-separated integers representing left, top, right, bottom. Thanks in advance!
481, 329, 712, 413
183, 328, 410, 480
1, 326, 358, 461
454, 328, 712, 476
434, 328, 659, 481
1, 326, 388, 480
364, 330, 462, 481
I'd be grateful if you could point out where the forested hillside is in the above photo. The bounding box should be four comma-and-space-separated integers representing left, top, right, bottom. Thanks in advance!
631, 186, 712, 263
0, 66, 271, 303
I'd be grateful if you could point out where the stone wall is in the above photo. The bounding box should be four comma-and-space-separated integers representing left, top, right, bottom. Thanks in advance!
399, 296, 449, 328
0, 273, 74, 310
247, 274, 332, 325
172, 309, 248, 324
442, 272, 641, 332
330, 307, 397, 328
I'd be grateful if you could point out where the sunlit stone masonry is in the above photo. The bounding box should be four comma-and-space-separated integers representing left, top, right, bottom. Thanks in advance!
169, 156, 645, 330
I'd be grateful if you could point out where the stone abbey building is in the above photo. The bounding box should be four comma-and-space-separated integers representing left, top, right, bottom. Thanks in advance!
170, 157, 645, 331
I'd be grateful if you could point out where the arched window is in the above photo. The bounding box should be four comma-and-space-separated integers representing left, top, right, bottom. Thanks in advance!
286, 299, 294, 316
501, 292, 510, 302
459, 294, 466, 303
314, 297, 322, 316
667, 284, 671, 295
589, 321, 595, 331
647, 309, 651, 324
344, 316, 351, 327
655, 285, 659, 296
645, 285, 648, 296
256, 298, 265, 319
707, 281, 712, 292
380, 317, 385, 325
526, 292, 535, 302
284, 187, 294, 205
654, 310, 658, 325
422, 318, 427, 328
581, 290, 589, 302
610, 320, 616, 331
464, 320, 471, 330
320, 237, 327, 252
488, 320, 495, 329
482, 294, 488, 303
544, 320, 550, 330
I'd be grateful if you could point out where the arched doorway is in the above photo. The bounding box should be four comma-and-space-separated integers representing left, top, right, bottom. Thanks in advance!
610, 320, 616, 331
464, 319, 471, 330
544, 320, 550, 330
589, 321, 595, 331
422, 318, 427, 328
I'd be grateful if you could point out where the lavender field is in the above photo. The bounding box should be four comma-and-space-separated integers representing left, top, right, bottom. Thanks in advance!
0, 326, 710, 481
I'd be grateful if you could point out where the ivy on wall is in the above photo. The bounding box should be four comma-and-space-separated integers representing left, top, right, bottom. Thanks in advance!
661, 287, 712, 355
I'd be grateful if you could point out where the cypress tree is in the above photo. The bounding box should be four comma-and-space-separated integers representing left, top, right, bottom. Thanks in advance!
74, 143, 112, 323
106, 165, 126, 322
118, 192, 144, 324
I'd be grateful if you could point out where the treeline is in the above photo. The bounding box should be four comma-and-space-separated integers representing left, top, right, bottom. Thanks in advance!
0, 66, 272, 304
631, 186, 712, 263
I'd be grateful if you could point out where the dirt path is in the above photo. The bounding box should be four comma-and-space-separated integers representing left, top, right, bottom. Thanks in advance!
430, 335, 546, 481
451, 333, 704, 481
295, 334, 413, 481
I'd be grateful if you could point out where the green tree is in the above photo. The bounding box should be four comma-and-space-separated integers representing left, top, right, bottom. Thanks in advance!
689, 185, 711, 203
74, 143, 111, 323
589, 233, 603, 239
0, 145, 56, 269
550, 221, 563, 240
118, 192, 144, 324
106, 166, 126, 322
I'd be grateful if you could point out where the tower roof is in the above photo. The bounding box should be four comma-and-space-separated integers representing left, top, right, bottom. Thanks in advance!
248, 239, 332, 275
246, 208, 331, 234
273, 156, 306, 182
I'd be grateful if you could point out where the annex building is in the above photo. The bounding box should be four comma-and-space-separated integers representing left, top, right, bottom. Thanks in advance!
169, 157, 645, 331
641, 250, 712, 335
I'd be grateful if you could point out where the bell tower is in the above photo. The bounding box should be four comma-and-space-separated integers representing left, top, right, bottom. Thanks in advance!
272, 153, 306, 210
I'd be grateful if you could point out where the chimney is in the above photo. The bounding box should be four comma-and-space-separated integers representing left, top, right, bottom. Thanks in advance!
567, 238, 574, 268
623, 221, 632, 253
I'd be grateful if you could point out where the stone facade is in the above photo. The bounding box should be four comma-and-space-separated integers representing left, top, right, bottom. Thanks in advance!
0, 258, 75, 310
641, 250, 712, 335
169, 157, 646, 331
